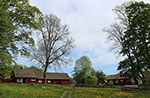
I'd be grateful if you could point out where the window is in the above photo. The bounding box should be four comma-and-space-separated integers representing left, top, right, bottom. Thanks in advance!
17, 78, 22, 82
120, 80, 124, 82
39, 80, 42, 83
47, 80, 51, 83
115, 80, 119, 83
31, 78, 36, 81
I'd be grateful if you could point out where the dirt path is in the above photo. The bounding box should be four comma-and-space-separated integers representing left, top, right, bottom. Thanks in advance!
68, 91, 72, 98
61, 90, 72, 98
61, 91, 68, 98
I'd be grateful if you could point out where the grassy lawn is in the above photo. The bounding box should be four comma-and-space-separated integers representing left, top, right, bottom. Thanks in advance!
0, 83, 150, 98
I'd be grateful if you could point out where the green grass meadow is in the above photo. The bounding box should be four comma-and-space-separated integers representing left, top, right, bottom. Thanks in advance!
0, 83, 150, 98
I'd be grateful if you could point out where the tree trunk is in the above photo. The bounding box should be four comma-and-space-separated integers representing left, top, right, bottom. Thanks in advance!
140, 71, 146, 85
134, 77, 138, 85
43, 70, 46, 84
43, 65, 48, 84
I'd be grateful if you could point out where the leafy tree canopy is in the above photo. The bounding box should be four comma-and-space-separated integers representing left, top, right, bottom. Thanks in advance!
0, 0, 43, 66
105, 1, 150, 84
73, 56, 96, 85
96, 70, 106, 85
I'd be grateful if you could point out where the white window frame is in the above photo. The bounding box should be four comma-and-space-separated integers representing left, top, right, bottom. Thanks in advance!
31, 78, 36, 81
39, 80, 42, 83
47, 80, 51, 83
17, 78, 22, 82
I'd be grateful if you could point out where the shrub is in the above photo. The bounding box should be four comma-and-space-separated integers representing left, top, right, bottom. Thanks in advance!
144, 79, 150, 87
98, 83, 103, 87
85, 75, 98, 85
107, 81, 113, 88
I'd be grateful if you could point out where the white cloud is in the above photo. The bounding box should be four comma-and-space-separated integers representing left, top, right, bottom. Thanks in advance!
17, 0, 150, 74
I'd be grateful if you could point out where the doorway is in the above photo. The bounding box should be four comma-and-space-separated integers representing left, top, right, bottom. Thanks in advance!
23, 78, 26, 83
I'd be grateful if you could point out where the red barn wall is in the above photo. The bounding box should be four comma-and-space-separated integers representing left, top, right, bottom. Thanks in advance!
4, 79, 12, 83
26, 78, 38, 84
108, 79, 134, 85
37, 79, 70, 85
13, 78, 71, 85
51, 80, 70, 85
0, 78, 4, 83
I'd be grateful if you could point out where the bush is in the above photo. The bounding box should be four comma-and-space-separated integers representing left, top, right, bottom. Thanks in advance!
108, 81, 113, 85
144, 79, 150, 87
107, 81, 113, 88
85, 75, 98, 85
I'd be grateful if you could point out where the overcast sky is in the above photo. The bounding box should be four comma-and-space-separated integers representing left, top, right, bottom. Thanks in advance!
17, 0, 150, 76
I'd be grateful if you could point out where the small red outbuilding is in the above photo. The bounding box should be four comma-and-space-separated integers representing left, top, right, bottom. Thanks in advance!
11, 69, 71, 85
106, 74, 135, 85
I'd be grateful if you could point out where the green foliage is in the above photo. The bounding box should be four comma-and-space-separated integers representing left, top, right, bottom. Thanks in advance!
119, 1, 150, 84
0, 65, 12, 78
144, 70, 150, 87
12, 64, 25, 70
26, 66, 43, 72
0, 50, 14, 67
144, 70, 150, 78
106, 1, 150, 84
144, 79, 150, 87
98, 83, 103, 87
124, 1, 150, 69
96, 70, 106, 85
73, 56, 96, 85
85, 75, 98, 85
108, 81, 113, 85
12, 64, 43, 72
117, 58, 140, 84
0, 0, 43, 67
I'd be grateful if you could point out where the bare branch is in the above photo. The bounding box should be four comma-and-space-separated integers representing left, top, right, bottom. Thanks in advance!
31, 14, 74, 84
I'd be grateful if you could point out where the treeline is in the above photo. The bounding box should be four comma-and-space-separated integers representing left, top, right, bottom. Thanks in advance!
72, 56, 106, 86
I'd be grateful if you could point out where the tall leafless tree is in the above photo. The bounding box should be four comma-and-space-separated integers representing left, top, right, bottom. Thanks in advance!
31, 14, 74, 84
103, 1, 133, 55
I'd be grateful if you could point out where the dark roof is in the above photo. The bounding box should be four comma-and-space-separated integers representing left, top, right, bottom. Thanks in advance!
107, 74, 128, 80
13, 69, 71, 80
14, 69, 37, 78
35, 71, 71, 80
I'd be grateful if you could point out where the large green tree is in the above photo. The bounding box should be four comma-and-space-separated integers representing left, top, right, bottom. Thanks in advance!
105, 1, 150, 84
73, 56, 96, 85
0, 0, 42, 67
120, 1, 150, 84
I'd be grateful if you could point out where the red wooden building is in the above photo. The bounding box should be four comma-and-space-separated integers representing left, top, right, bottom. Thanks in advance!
106, 74, 135, 85
11, 69, 71, 85
0, 77, 4, 83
